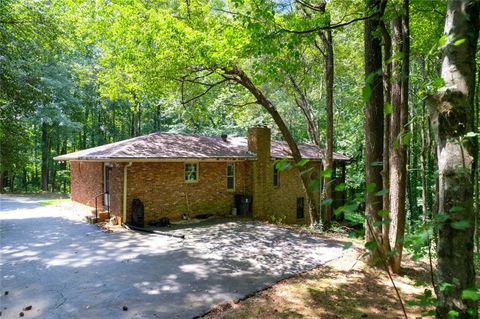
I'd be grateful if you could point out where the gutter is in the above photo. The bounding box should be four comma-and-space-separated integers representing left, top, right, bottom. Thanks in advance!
123, 162, 132, 223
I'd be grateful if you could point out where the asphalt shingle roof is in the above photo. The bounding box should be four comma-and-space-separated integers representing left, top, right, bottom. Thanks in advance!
54, 132, 350, 161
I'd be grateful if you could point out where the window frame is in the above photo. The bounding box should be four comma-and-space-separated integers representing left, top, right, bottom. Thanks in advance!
184, 162, 199, 183
296, 197, 305, 219
273, 166, 280, 188
226, 162, 235, 191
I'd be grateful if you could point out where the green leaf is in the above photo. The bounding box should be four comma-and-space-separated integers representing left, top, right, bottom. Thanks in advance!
375, 188, 389, 196
432, 77, 445, 89
299, 167, 314, 176
461, 289, 479, 301
365, 240, 377, 251
362, 85, 372, 103
435, 213, 448, 223
449, 206, 464, 213
439, 282, 455, 292
342, 242, 353, 250
450, 220, 470, 230
373, 219, 390, 227
309, 179, 321, 192
384, 102, 393, 115
335, 183, 346, 192
366, 72, 376, 84
366, 183, 376, 193
467, 308, 477, 316
275, 159, 291, 171
453, 38, 466, 46
322, 198, 333, 206
377, 209, 389, 218
402, 131, 412, 146
345, 212, 364, 224
387, 249, 397, 257
438, 34, 448, 46
296, 159, 310, 167
320, 168, 333, 178
448, 310, 459, 318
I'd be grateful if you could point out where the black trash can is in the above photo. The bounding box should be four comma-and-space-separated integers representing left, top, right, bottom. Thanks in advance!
234, 194, 253, 217
131, 198, 144, 227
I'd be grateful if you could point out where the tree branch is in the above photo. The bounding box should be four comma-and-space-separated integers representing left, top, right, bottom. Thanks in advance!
278, 13, 377, 34
179, 78, 229, 105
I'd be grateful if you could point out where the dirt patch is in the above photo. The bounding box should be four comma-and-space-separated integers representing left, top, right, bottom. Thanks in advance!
200, 244, 433, 319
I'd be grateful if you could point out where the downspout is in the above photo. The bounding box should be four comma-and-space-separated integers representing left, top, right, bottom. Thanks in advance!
123, 162, 132, 224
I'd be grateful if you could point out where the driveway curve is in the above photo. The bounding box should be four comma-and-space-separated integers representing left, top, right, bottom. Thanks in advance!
0, 195, 345, 319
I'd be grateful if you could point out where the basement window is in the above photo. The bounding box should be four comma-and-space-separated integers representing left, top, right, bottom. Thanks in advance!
184, 162, 198, 182
296, 197, 305, 219
273, 166, 280, 187
226, 163, 235, 191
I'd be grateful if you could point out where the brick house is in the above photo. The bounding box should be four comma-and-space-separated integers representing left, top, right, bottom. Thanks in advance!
54, 127, 350, 225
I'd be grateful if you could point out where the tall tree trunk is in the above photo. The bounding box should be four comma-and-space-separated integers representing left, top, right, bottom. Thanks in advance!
319, 29, 334, 230
388, 0, 409, 273
428, 0, 479, 317
380, 16, 392, 254
60, 140, 67, 193
364, 0, 385, 264
419, 58, 430, 224
226, 66, 320, 226
476, 65, 480, 252
420, 101, 429, 223
41, 122, 49, 192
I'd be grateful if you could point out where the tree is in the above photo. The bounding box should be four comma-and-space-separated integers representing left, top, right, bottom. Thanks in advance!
388, 0, 409, 273
427, 0, 479, 317
364, 0, 385, 264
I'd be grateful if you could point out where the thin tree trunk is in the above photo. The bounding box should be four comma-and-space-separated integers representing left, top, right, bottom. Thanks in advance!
380, 16, 392, 254
289, 77, 321, 147
41, 122, 49, 191
319, 29, 334, 230
364, 0, 385, 265
0, 171, 4, 193
420, 102, 429, 223
226, 66, 320, 225
476, 65, 480, 253
428, 0, 479, 317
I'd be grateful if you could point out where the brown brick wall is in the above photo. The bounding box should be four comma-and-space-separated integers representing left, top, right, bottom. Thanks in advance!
70, 161, 104, 209
270, 161, 321, 224
125, 161, 249, 223
70, 157, 320, 225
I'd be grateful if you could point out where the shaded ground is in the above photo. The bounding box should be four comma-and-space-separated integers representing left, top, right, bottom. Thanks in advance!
0, 195, 345, 319
201, 238, 434, 319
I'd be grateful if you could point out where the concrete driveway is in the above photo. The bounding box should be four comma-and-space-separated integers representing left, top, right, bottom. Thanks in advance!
0, 195, 345, 319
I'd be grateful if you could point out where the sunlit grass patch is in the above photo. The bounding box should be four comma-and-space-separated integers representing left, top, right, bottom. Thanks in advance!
38, 198, 70, 205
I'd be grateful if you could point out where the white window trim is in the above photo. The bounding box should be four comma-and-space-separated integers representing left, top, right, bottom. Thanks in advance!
184, 162, 199, 183
226, 162, 235, 191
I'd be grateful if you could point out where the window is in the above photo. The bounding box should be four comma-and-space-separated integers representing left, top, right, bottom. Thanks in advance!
184, 162, 198, 182
273, 166, 280, 187
226, 163, 235, 191
296, 197, 305, 219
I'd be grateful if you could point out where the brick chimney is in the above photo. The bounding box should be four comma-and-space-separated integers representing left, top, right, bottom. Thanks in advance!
247, 127, 272, 219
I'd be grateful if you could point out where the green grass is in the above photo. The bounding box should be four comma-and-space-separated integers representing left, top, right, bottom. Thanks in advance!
38, 198, 70, 205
